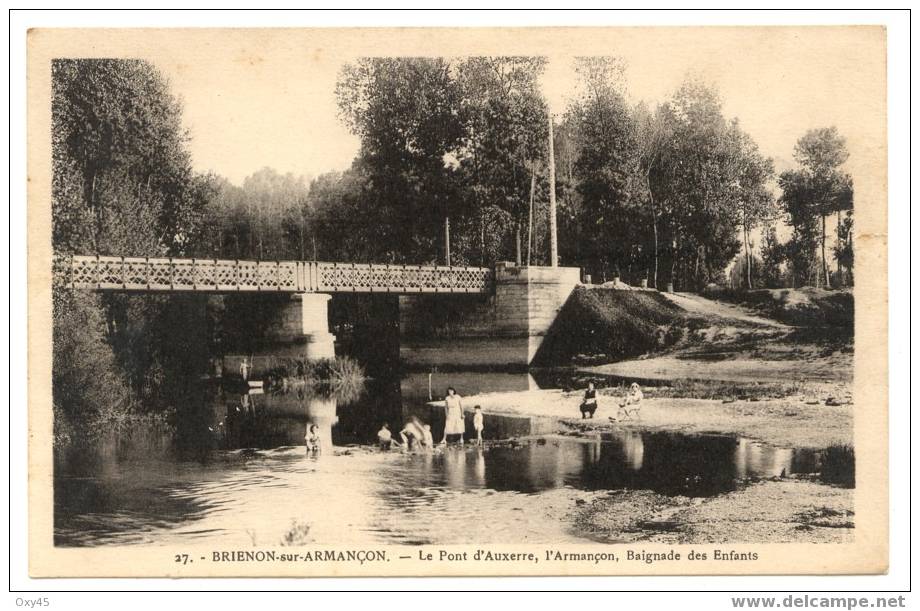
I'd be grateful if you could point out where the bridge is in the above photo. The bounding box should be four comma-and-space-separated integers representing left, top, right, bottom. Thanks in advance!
62, 255, 581, 368
65, 255, 493, 294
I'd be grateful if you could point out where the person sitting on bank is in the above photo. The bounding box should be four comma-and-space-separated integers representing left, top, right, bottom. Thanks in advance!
580, 381, 598, 419
472, 405, 484, 446
616, 383, 644, 420
377, 423, 394, 451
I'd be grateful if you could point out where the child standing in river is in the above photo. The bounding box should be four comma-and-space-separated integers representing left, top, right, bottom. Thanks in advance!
306, 424, 322, 454
440, 387, 465, 445
473, 405, 484, 446
377, 423, 393, 451
422, 424, 434, 451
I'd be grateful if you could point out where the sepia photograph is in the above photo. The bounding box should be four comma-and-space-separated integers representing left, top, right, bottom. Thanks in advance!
24, 23, 890, 578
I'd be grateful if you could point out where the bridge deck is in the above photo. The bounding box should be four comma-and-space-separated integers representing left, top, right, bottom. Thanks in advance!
65, 255, 493, 294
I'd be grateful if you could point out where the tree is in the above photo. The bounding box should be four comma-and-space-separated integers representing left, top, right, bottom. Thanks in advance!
52, 59, 213, 435
778, 169, 819, 286
336, 58, 469, 265
566, 57, 641, 281
723, 121, 775, 289
759, 224, 788, 288
649, 80, 755, 290
780, 127, 852, 287
52, 59, 207, 257
635, 102, 669, 288
457, 57, 548, 266
832, 175, 854, 286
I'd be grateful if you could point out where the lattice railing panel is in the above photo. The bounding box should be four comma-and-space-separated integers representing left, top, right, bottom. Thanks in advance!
315, 263, 492, 293
65, 256, 493, 294
277, 262, 298, 290
172, 259, 195, 289
194, 260, 218, 289
214, 260, 238, 289
148, 257, 172, 289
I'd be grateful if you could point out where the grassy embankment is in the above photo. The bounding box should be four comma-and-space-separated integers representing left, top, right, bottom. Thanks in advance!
462, 285, 854, 449
432, 286, 856, 544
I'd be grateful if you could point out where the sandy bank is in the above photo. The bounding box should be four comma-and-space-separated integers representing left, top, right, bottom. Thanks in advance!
573, 479, 853, 544
438, 388, 851, 449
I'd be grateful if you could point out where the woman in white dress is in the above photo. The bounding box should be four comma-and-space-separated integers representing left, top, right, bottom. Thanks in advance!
440, 387, 465, 445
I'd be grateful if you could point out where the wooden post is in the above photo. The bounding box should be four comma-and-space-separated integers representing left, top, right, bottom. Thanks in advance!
548, 110, 558, 267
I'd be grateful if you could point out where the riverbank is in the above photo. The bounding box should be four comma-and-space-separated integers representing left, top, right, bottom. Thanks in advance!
448, 388, 851, 449
436, 288, 855, 545
324, 438, 854, 544
572, 479, 854, 544
225, 439, 853, 545
497, 287, 852, 448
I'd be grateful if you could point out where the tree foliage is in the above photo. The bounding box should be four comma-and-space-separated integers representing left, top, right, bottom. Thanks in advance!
565, 57, 640, 280
52, 59, 214, 436
335, 58, 468, 264
778, 127, 853, 287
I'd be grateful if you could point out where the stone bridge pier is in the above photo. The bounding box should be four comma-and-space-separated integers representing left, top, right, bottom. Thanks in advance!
398, 263, 581, 368
264, 293, 337, 361
258, 263, 580, 369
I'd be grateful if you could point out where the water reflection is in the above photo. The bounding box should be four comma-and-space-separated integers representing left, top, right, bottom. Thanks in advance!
734, 437, 817, 479
54, 370, 834, 547
400, 371, 540, 401
208, 377, 553, 451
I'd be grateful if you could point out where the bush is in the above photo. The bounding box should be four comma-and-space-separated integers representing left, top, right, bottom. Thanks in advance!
264, 356, 366, 396
820, 443, 855, 487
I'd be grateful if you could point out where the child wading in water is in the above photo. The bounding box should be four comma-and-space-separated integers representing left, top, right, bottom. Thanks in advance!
422, 424, 434, 450
377, 423, 394, 451
305, 424, 322, 454
473, 405, 484, 446
440, 387, 465, 445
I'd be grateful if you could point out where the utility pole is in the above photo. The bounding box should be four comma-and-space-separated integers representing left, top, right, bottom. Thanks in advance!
527, 165, 535, 267
444, 215, 451, 267
548, 110, 558, 267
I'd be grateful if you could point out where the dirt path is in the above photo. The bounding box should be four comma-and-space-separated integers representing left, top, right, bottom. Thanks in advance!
584, 354, 852, 384
585, 291, 852, 384
662, 291, 790, 328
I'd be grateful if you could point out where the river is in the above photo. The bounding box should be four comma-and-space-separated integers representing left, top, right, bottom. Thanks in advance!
54, 370, 821, 547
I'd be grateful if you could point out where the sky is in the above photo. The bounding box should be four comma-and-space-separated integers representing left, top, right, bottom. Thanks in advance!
149, 27, 885, 187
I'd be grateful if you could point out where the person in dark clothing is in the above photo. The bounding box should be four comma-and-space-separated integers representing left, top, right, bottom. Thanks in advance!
580, 381, 598, 419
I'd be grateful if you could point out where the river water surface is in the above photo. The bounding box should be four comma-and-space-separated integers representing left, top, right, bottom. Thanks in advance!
55, 371, 820, 547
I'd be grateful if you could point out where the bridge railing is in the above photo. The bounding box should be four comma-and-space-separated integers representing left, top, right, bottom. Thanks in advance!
65, 255, 493, 294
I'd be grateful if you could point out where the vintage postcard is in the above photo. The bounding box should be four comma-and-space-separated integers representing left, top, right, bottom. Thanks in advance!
27, 26, 888, 577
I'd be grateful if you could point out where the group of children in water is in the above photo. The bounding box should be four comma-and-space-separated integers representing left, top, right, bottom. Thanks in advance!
308, 380, 642, 454
375, 388, 485, 453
